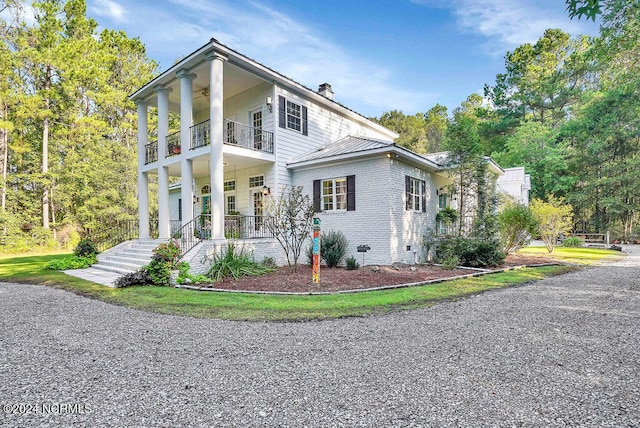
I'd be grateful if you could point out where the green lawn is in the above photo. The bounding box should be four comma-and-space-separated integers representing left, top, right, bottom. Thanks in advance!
0, 247, 621, 321
518, 246, 623, 265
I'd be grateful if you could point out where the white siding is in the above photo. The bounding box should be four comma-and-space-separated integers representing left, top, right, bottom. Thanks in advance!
293, 156, 394, 265
274, 87, 395, 197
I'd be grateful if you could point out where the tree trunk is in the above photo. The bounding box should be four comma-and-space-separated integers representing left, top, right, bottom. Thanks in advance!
42, 65, 50, 229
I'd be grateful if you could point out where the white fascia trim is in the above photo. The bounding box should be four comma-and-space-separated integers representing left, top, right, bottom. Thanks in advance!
287, 146, 440, 172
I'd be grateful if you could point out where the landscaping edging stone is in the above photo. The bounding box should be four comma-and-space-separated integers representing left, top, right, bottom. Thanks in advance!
174, 263, 563, 295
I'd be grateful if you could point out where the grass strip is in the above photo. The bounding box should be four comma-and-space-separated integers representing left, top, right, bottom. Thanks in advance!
0, 253, 580, 321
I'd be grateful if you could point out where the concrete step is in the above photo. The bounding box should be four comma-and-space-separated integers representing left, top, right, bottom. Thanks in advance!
102, 255, 150, 267
95, 259, 145, 273
90, 263, 138, 276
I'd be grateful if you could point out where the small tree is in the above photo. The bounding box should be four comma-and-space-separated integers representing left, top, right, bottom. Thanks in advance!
530, 196, 573, 253
498, 203, 539, 254
265, 185, 315, 271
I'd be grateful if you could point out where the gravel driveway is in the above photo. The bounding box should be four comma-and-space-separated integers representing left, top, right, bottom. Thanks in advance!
1, 247, 639, 427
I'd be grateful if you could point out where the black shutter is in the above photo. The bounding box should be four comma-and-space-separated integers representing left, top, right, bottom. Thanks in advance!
346, 175, 355, 211
302, 106, 308, 136
405, 175, 411, 210
278, 95, 286, 128
313, 179, 321, 212
421, 180, 427, 212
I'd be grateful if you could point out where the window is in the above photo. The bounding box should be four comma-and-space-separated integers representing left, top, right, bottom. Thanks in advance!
321, 177, 346, 211
286, 100, 301, 131
224, 180, 236, 192
249, 176, 264, 188
438, 193, 448, 211
313, 176, 355, 212
226, 195, 236, 214
405, 176, 426, 212
201, 184, 211, 194
278, 96, 308, 135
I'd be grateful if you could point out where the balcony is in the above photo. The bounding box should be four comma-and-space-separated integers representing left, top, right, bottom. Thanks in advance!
166, 131, 181, 157
143, 119, 274, 165
191, 119, 274, 154
144, 141, 158, 164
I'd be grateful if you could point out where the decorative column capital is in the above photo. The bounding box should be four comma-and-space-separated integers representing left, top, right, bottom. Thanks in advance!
134, 98, 148, 107
153, 84, 173, 94
205, 50, 228, 62
176, 69, 197, 80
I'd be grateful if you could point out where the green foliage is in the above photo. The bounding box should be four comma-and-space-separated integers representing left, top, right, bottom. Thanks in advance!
345, 256, 359, 270
372, 106, 448, 154
74, 238, 97, 257
530, 196, 574, 253
206, 242, 274, 282
1, 0, 157, 243
321, 230, 349, 268
435, 236, 505, 268
498, 203, 539, 254
566, 0, 602, 21
152, 240, 181, 264
436, 208, 458, 225
175, 262, 210, 285
562, 237, 584, 247
114, 269, 153, 288
44, 254, 96, 270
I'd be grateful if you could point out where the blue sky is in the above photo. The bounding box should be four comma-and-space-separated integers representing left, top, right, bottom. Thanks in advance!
85, 0, 599, 118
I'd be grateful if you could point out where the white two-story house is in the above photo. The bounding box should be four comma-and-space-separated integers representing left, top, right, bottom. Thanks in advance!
129, 38, 504, 268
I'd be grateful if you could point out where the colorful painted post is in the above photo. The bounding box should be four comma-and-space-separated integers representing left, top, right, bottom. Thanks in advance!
312, 217, 321, 284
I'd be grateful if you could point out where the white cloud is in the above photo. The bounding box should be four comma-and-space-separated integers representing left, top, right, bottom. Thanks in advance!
90, 0, 127, 23
137, 0, 434, 115
416, 0, 597, 55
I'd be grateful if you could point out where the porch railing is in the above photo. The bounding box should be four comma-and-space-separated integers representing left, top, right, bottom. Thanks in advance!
188, 119, 274, 154
82, 216, 159, 253
145, 141, 158, 164
437, 216, 475, 236
166, 131, 181, 157
144, 120, 275, 162
224, 119, 274, 153
224, 215, 274, 239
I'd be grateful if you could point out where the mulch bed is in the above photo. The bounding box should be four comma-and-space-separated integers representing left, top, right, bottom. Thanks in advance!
191, 254, 557, 293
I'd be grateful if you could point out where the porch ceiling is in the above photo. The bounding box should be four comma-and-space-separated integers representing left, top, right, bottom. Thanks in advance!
165, 151, 274, 179
145, 61, 267, 112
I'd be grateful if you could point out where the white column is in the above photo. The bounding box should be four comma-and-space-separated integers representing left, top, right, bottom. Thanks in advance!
155, 86, 171, 239
177, 69, 196, 227
136, 100, 150, 239
206, 51, 227, 240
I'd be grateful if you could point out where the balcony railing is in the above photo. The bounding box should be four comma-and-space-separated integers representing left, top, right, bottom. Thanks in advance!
189, 119, 274, 154
145, 141, 158, 164
224, 119, 274, 153
166, 131, 181, 157
144, 120, 274, 163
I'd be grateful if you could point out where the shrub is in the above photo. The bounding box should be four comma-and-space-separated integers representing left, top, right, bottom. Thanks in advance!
436, 207, 458, 225
114, 269, 153, 288
345, 255, 359, 270
176, 262, 210, 285
435, 236, 505, 268
152, 240, 181, 264
74, 238, 98, 257
45, 254, 97, 270
562, 237, 584, 247
321, 230, 348, 268
261, 257, 278, 269
206, 242, 274, 281
498, 203, 538, 254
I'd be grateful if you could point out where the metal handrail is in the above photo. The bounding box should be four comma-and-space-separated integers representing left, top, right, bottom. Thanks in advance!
82, 218, 159, 253
188, 119, 274, 154
145, 141, 158, 164
170, 215, 210, 259
166, 131, 181, 157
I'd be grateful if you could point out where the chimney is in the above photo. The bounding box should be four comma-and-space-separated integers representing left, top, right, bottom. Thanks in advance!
317, 83, 334, 100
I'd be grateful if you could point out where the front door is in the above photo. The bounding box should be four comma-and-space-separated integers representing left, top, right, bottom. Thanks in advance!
251, 108, 263, 150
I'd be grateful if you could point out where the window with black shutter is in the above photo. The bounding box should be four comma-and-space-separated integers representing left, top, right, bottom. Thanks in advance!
278, 95, 308, 135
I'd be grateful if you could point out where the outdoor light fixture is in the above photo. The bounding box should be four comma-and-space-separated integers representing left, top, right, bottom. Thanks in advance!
265, 96, 273, 112
436, 187, 444, 195
262, 185, 271, 196
193, 196, 199, 204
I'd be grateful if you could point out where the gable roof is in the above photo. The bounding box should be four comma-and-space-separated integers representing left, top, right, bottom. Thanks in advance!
287, 136, 441, 171
129, 38, 397, 140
